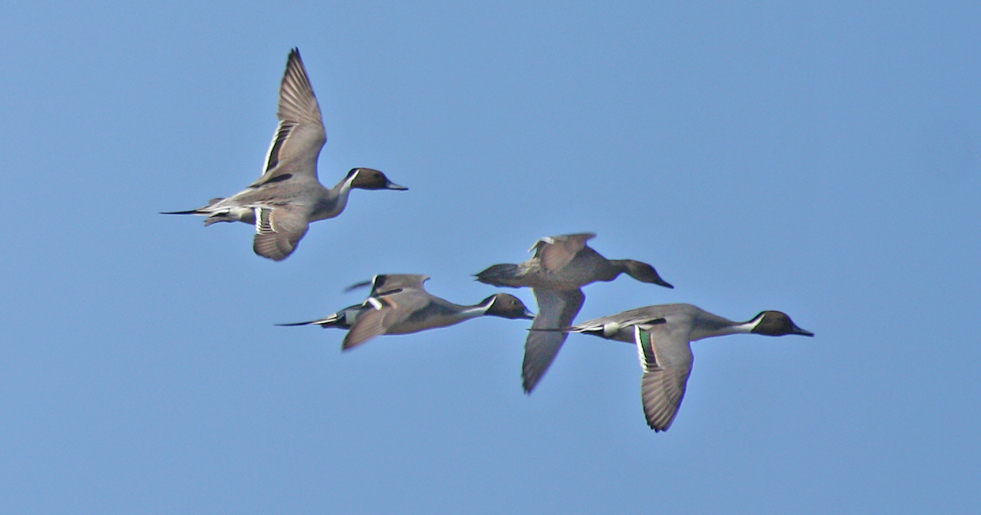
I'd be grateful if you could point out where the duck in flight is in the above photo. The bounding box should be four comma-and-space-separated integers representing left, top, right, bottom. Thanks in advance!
162, 48, 407, 260
475, 233, 673, 393
279, 274, 535, 350
547, 303, 813, 431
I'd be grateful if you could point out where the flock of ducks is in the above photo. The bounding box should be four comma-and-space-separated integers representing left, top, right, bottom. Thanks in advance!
164, 48, 813, 432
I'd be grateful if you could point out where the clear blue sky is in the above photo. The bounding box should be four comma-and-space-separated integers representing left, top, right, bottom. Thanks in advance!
2, 1, 979, 513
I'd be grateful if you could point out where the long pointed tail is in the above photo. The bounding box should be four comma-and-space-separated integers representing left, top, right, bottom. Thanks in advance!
160, 209, 203, 215
276, 310, 350, 329
275, 320, 323, 327
161, 197, 226, 216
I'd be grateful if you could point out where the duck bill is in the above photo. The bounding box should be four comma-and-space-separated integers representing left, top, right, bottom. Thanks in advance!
792, 326, 814, 337
654, 278, 674, 289
521, 309, 536, 320
385, 181, 408, 191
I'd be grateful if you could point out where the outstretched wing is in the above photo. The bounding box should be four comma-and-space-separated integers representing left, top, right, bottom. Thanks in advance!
342, 290, 430, 350
369, 274, 431, 296
252, 207, 309, 261
635, 325, 693, 432
254, 48, 326, 184
532, 233, 596, 272
522, 288, 585, 393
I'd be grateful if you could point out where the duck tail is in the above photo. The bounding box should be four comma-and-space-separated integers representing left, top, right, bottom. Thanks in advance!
527, 326, 571, 333
275, 320, 320, 327
160, 209, 203, 215
474, 263, 520, 287
276, 313, 343, 328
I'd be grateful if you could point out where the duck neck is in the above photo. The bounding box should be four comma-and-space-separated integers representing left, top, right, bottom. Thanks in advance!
444, 301, 491, 324
463, 305, 491, 319
313, 176, 355, 220
690, 313, 760, 341
598, 259, 629, 282
456, 295, 503, 320
332, 174, 357, 210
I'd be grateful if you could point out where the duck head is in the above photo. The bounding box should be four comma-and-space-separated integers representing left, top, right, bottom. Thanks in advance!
482, 293, 535, 319
347, 168, 408, 191
750, 311, 813, 337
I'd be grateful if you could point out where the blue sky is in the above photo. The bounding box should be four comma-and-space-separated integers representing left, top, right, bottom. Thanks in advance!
1, 1, 979, 513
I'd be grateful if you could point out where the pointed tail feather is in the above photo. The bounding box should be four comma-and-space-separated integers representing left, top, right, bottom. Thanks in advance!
161, 198, 225, 216
275, 320, 321, 327
276, 307, 355, 329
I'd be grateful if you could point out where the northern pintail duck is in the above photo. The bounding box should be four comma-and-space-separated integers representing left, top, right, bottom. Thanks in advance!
551, 303, 812, 431
475, 233, 673, 393
162, 48, 407, 261
279, 274, 535, 349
